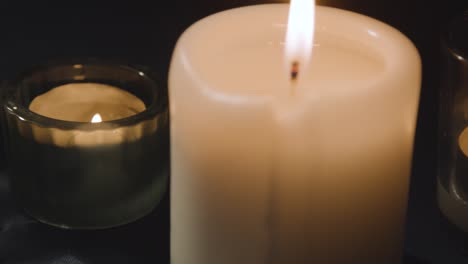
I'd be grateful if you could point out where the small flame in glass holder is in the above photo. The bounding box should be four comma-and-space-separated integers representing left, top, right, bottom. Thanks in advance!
91, 113, 102, 123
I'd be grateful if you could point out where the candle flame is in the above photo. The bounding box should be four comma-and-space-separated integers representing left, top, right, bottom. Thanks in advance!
285, 0, 315, 81
91, 113, 102, 123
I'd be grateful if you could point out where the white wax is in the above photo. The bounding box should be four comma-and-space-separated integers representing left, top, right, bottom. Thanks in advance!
25, 83, 150, 147
169, 4, 421, 264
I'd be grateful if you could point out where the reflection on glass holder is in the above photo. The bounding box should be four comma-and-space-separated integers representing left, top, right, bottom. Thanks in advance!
437, 11, 468, 232
2, 59, 169, 229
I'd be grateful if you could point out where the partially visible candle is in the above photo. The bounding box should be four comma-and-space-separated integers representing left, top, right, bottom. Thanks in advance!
437, 10, 468, 233
459, 127, 468, 157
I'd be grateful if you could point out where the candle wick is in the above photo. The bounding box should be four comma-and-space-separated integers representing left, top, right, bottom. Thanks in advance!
290, 61, 299, 96
290, 61, 299, 81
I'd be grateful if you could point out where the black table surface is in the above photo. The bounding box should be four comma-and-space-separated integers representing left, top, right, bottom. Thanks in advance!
0, 0, 467, 263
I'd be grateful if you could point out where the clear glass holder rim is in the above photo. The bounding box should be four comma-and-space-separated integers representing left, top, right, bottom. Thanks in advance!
3, 58, 167, 131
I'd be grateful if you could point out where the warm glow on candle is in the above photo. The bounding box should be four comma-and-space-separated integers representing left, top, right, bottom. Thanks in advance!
91, 113, 102, 123
285, 0, 315, 80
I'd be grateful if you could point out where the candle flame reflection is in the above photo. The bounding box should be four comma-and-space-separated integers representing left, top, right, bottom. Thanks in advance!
285, 0, 315, 80
91, 113, 102, 123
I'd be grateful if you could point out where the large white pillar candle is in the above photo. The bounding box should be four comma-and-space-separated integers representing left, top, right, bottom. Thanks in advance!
169, 4, 421, 264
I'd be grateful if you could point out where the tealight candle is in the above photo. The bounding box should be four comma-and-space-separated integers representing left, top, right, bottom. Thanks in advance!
169, 2, 421, 264
4, 61, 169, 229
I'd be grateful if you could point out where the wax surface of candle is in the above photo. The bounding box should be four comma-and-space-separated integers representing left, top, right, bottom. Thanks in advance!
459, 127, 468, 157
170, 4, 421, 264
25, 83, 149, 147
29, 83, 145, 122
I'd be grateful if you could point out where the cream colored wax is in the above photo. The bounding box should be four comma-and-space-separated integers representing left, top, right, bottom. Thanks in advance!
30, 83, 145, 122
169, 4, 421, 264
27, 83, 146, 147
459, 127, 468, 157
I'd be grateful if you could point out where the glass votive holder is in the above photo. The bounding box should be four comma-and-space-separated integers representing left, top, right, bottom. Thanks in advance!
437, 11, 468, 231
2, 59, 169, 229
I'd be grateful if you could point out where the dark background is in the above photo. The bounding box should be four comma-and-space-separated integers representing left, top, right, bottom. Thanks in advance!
0, 0, 467, 263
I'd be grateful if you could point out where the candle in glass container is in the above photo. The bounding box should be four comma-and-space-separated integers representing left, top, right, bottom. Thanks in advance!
437, 11, 468, 233
4, 61, 169, 229
169, 2, 421, 264
438, 126, 468, 231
